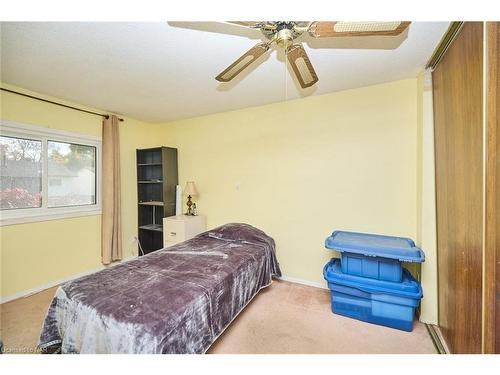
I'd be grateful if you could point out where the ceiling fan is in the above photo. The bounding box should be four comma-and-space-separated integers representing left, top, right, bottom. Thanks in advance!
214, 21, 411, 89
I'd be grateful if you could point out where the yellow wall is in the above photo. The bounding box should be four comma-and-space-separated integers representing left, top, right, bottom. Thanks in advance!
158, 79, 420, 286
0, 83, 160, 299
416, 72, 438, 324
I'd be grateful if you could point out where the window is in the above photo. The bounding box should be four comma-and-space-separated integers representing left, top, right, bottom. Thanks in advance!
0, 136, 42, 209
47, 141, 96, 207
0, 121, 101, 225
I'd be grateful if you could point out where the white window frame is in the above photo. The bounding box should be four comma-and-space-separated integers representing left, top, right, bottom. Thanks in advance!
0, 120, 102, 226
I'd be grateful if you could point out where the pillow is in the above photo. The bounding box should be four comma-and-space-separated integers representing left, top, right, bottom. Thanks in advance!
205, 222, 281, 277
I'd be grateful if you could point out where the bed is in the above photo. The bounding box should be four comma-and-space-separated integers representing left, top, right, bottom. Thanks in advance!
38, 223, 281, 354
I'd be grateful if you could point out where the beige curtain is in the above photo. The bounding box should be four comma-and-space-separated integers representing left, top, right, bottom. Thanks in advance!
101, 115, 122, 265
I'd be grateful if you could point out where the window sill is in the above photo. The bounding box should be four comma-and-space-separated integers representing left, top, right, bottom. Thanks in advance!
0, 207, 102, 226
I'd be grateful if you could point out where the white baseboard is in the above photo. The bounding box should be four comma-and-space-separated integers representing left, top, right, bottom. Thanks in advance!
278, 275, 328, 290
0, 256, 138, 304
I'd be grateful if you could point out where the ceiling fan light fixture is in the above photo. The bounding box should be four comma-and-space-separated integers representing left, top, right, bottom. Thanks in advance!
276, 28, 294, 48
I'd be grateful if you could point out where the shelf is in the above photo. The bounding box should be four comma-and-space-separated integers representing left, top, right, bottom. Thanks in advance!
139, 201, 164, 206
137, 147, 178, 256
137, 163, 162, 166
139, 224, 163, 232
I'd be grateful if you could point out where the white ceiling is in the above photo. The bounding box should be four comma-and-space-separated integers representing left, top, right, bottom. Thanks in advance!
0, 22, 449, 123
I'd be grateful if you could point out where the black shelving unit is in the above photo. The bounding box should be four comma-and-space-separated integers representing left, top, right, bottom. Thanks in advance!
136, 147, 178, 255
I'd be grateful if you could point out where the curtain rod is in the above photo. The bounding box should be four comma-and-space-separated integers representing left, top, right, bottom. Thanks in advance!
0, 87, 124, 122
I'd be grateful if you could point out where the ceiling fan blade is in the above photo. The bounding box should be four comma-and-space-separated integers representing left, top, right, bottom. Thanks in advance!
168, 22, 262, 38
216, 42, 270, 82
308, 21, 411, 38
225, 21, 277, 32
226, 21, 264, 28
286, 44, 318, 89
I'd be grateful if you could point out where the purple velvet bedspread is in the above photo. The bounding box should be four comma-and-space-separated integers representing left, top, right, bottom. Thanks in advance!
38, 223, 281, 354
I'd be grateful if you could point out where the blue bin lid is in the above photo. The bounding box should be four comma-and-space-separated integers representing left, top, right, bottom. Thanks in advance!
325, 230, 425, 263
323, 259, 423, 299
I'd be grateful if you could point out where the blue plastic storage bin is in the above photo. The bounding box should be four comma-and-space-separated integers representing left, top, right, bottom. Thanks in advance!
323, 259, 423, 332
325, 231, 425, 282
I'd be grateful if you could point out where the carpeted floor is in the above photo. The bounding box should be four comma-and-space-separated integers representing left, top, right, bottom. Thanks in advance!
1, 279, 436, 354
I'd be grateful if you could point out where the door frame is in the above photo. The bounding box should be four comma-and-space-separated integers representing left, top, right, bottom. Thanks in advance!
484, 21, 499, 354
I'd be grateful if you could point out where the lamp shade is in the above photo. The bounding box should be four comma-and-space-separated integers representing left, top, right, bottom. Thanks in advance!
183, 181, 199, 196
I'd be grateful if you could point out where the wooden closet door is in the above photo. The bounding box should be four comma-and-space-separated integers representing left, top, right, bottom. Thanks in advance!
484, 22, 500, 354
433, 22, 483, 354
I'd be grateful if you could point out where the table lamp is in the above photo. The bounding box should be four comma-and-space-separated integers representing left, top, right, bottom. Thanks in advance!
183, 181, 199, 216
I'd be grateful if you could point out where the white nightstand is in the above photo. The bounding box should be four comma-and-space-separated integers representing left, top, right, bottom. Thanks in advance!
163, 215, 206, 248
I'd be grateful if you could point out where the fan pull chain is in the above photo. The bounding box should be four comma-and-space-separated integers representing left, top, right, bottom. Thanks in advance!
284, 40, 288, 102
